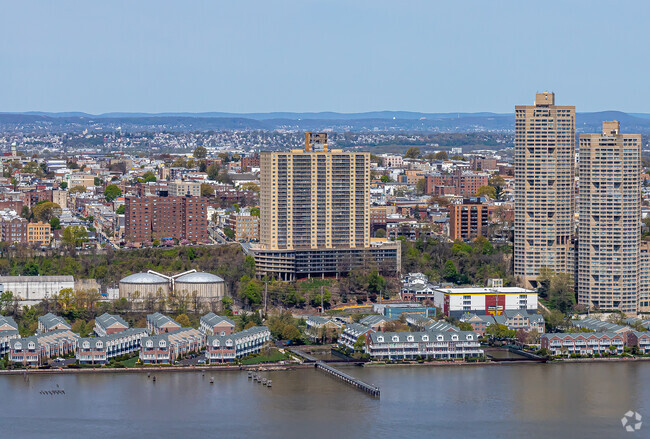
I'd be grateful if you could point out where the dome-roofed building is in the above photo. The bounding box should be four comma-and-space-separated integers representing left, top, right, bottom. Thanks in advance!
119, 272, 170, 299
174, 271, 226, 301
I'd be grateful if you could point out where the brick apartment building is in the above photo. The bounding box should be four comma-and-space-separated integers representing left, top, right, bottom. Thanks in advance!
425, 170, 489, 197
125, 196, 207, 244
449, 198, 489, 241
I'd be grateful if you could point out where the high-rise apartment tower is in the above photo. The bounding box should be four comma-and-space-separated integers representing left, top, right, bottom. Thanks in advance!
260, 132, 370, 250
578, 121, 641, 313
514, 92, 575, 289
253, 132, 399, 280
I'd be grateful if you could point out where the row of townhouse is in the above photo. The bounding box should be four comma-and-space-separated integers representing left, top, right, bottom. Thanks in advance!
146, 312, 181, 335
38, 313, 71, 333
461, 310, 545, 336
339, 323, 375, 351
205, 326, 271, 363
542, 331, 650, 356
199, 312, 235, 336
9, 330, 78, 366
366, 330, 483, 360
77, 328, 149, 365
139, 327, 205, 364
0, 316, 20, 356
94, 312, 129, 337
541, 333, 625, 356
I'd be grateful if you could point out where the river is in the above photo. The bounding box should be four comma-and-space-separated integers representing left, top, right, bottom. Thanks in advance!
1, 362, 648, 438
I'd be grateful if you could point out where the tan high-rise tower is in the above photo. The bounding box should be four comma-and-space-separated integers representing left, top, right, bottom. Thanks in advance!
514, 92, 576, 289
578, 121, 641, 313
254, 132, 400, 280
260, 132, 370, 250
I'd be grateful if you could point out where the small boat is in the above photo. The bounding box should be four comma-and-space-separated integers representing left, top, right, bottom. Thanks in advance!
210, 377, 214, 384
152, 376, 156, 382
266, 380, 272, 387
262, 378, 267, 386
247, 371, 252, 379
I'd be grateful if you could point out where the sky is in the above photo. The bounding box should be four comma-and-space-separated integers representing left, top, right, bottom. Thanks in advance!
1, 0, 648, 114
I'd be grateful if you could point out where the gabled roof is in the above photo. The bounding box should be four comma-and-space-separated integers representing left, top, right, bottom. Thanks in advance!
343, 323, 374, 337
147, 312, 181, 328
0, 315, 18, 331
38, 313, 71, 331
201, 312, 235, 327
207, 326, 270, 346
369, 330, 477, 344
95, 313, 129, 330
359, 315, 389, 326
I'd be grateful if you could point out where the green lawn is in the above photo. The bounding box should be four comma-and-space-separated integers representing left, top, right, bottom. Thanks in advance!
119, 357, 139, 368
240, 350, 287, 365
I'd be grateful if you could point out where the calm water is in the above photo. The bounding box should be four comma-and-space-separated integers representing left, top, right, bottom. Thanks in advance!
1, 362, 649, 438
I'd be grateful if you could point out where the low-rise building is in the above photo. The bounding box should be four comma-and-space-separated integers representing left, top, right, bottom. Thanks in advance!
0, 316, 19, 356
0, 275, 75, 305
305, 316, 344, 341
199, 312, 235, 336
77, 328, 148, 365
339, 323, 375, 352
146, 312, 181, 335
205, 326, 271, 363
94, 313, 129, 337
226, 211, 259, 242
358, 315, 390, 331
38, 313, 71, 333
366, 330, 483, 360
626, 331, 650, 354
571, 318, 629, 334
9, 329, 78, 366
27, 221, 51, 245
434, 286, 538, 318
459, 314, 494, 336
541, 332, 625, 356
139, 327, 205, 365
493, 310, 545, 334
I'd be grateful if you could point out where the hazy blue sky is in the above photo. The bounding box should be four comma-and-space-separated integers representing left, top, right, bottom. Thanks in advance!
1, 0, 648, 114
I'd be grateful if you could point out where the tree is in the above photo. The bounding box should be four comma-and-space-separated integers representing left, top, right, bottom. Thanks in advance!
488, 176, 506, 200
142, 171, 157, 183
241, 182, 260, 193
193, 146, 208, 159
537, 268, 575, 313
354, 334, 366, 352
104, 184, 122, 202
475, 185, 496, 199
207, 163, 220, 180
281, 324, 301, 341
457, 322, 474, 331
50, 217, 61, 230
70, 185, 86, 194
380, 175, 392, 183
62, 226, 88, 248
404, 147, 421, 159
59, 182, 68, 190
443, 260, 458, 281
375, 228, 386, 238
200, 183, 214, 197
415, 178, 426, 195
249, 207, 260, 217
176, 313, 191, 327
224, 227, 235, 240
116, 205, 125, 215
32, 202, 61, 223
434, 151, 448, 160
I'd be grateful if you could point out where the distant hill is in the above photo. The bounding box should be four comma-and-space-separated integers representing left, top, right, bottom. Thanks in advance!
2, 111, 650, 133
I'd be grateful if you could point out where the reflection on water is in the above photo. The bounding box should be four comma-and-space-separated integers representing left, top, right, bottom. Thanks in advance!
1, 362, 647, 439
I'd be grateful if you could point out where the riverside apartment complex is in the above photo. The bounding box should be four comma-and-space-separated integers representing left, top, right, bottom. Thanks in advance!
250, 132, 400, 280
515, 92, 644, 314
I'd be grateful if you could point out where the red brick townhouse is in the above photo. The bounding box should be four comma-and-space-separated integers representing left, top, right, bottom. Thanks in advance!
541, 332, 625, 356
139, 327, 204, 365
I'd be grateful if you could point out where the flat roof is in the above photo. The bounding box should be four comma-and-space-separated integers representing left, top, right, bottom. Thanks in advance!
436, 287, 536, 295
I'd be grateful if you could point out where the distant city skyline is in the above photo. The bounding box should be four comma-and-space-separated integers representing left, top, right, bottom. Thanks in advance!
2, 1, 649, 114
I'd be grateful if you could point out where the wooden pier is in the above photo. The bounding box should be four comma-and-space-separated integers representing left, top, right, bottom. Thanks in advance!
315, 361, 380, 398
